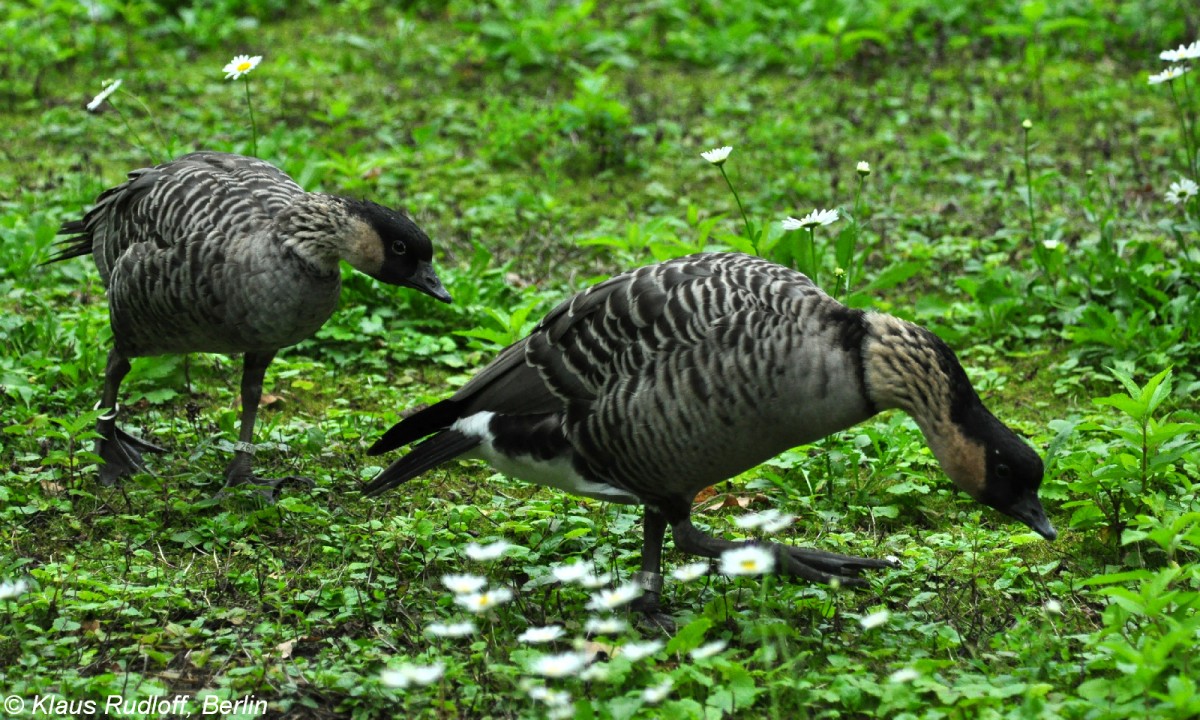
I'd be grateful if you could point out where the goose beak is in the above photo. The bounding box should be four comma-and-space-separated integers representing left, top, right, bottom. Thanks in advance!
406, 261, 452, 304
1003, 490, 1057, 541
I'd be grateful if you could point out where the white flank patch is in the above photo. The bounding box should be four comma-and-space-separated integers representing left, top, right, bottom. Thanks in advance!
451, 412, 640, 504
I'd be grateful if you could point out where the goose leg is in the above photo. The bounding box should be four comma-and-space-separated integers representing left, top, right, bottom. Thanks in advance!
95, 349, 164, 485
670, 515, 894, 587
220, 351, 313, 502
631, 508, 675, 630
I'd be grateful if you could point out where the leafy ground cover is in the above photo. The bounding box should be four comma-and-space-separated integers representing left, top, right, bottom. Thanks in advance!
2, 1, 1199, 718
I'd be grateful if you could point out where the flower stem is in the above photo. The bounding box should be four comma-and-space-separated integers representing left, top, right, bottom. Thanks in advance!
243, 77, 258, 157
808, 228, 818, 285
1169, 77, 1198, 180
1022, 125, 1044, 278
108, 102, 157, 163
718, 165, 755, 253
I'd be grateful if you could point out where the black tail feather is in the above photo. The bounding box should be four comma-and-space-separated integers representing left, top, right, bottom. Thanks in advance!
367, 399, 464, 456
42, 220, 93, 265
363, 430, 480, 496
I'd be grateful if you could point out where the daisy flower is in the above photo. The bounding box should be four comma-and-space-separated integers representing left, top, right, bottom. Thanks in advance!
690, 640, 728, 660
464, 539, 515, 561
1160, 40, 1200, 62
1044, 599, 1064, 615
223, 54, 262, 80
859, 609, 891, 630
551, 563, 592, 584
856, 160, 871, 176
584, 615, 628, 635
889, 667, 920, 683
86, 79, 122, 113
734, 508, 794, 534
719, 545, 775, 576
0, 579, 28, 600
700, 145, 733, 165
1165, 177, 1199, 204
518, 625, 566, 644
579, 571, 613, 589
425, 620, 477, 638
530, 651, 590, 678
670, 562, 709, 583
380, 662, 444, 688
642, 678, 674, 704
782, 208, 839, 231
587, 582, 642, 611
454, 587, 514, 614
1148, 65, 1190, 85
528, 686, 572, 707
619, 639, 664, 662
441, 573, 486, 595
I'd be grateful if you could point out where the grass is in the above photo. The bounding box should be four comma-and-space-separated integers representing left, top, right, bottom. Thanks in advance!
2, 1, 1200, 718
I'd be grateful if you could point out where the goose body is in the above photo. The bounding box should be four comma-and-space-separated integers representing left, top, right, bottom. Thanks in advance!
49, 151, 451, 494
365, 253, 1054, 608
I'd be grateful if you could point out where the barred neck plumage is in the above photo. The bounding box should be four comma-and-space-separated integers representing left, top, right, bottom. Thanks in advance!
275, 194, 375, 275
860, 313, 988, 499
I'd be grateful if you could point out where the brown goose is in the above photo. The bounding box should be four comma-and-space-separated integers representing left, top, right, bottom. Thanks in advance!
363, 252, 1054, 611
47, 151, 451, 498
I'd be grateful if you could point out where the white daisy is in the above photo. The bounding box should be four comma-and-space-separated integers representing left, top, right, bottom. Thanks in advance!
1148, 65, 1190, 85
530, 651, 589, 678
1160, 40, 1200, 62
670, 562, 709, 583
425, 620, 477, 638
223, 54, 262, 80
380, 662, 444, 688
579, 571, 613, 589
618, 639, 664, 662
642, 678, 674, 704
441, 573, 486, 595
586, 582, 642, 611
584, 615, 628, 635
86, 79, 122, 112
1166, 177, 1199, 204
1043, 599, 1063, 615
782, 208, 839, 231
518, 625, 566, 644
0, 579, 28, 600
859, 609, 891, 629
719, 545, 775, 576
690, 640, 728, 660
551, 563, 592, 584
464, 539, 515, 561
734, 508, 794, 534
529, 686, 572, 707
1022, 118, 1033, 130
454, 587, 514, 614
889, 667, 919, 683
701, 145, 733, 165
856, 160, 871, 176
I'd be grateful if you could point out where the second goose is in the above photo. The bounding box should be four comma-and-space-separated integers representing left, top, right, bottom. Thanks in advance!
364, 252, 1054, 611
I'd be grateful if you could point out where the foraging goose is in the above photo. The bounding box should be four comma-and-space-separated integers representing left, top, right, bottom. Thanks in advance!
47, 151, 451, 498
364, 252, 1054, 611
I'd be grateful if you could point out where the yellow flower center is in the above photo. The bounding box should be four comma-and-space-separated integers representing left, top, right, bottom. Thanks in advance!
237, 61, 252, 72
740, 560, 756, 570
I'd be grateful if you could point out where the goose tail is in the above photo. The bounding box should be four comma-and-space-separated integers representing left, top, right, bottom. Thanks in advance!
363, 430, 480, 496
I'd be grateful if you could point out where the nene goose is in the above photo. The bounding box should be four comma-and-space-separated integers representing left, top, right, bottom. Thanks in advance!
47, 151, 451, 499
364, 252, 1055, 612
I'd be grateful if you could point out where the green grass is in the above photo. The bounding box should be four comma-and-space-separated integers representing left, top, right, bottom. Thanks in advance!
3, 1, 1200, 718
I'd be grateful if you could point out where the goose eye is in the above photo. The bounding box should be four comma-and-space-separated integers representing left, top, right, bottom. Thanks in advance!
391, 240, 408, 256
995, 463, 1011, 480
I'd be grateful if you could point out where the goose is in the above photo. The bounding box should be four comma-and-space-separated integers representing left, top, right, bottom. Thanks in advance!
46, 150, 452, 499
363, 252, 1055, 613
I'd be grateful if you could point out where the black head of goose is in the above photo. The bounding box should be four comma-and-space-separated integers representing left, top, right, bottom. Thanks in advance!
364, 252, 1053, 611
46, 151, 452, 499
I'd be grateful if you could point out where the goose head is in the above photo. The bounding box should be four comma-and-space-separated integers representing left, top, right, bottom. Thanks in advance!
342, 199, 452, 304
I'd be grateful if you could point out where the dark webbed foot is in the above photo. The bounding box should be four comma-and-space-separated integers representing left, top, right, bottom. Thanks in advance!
95, 407, 165, 485
218, 445, 314, 503
630, 571, 676, 633
672, 518, 896, 587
